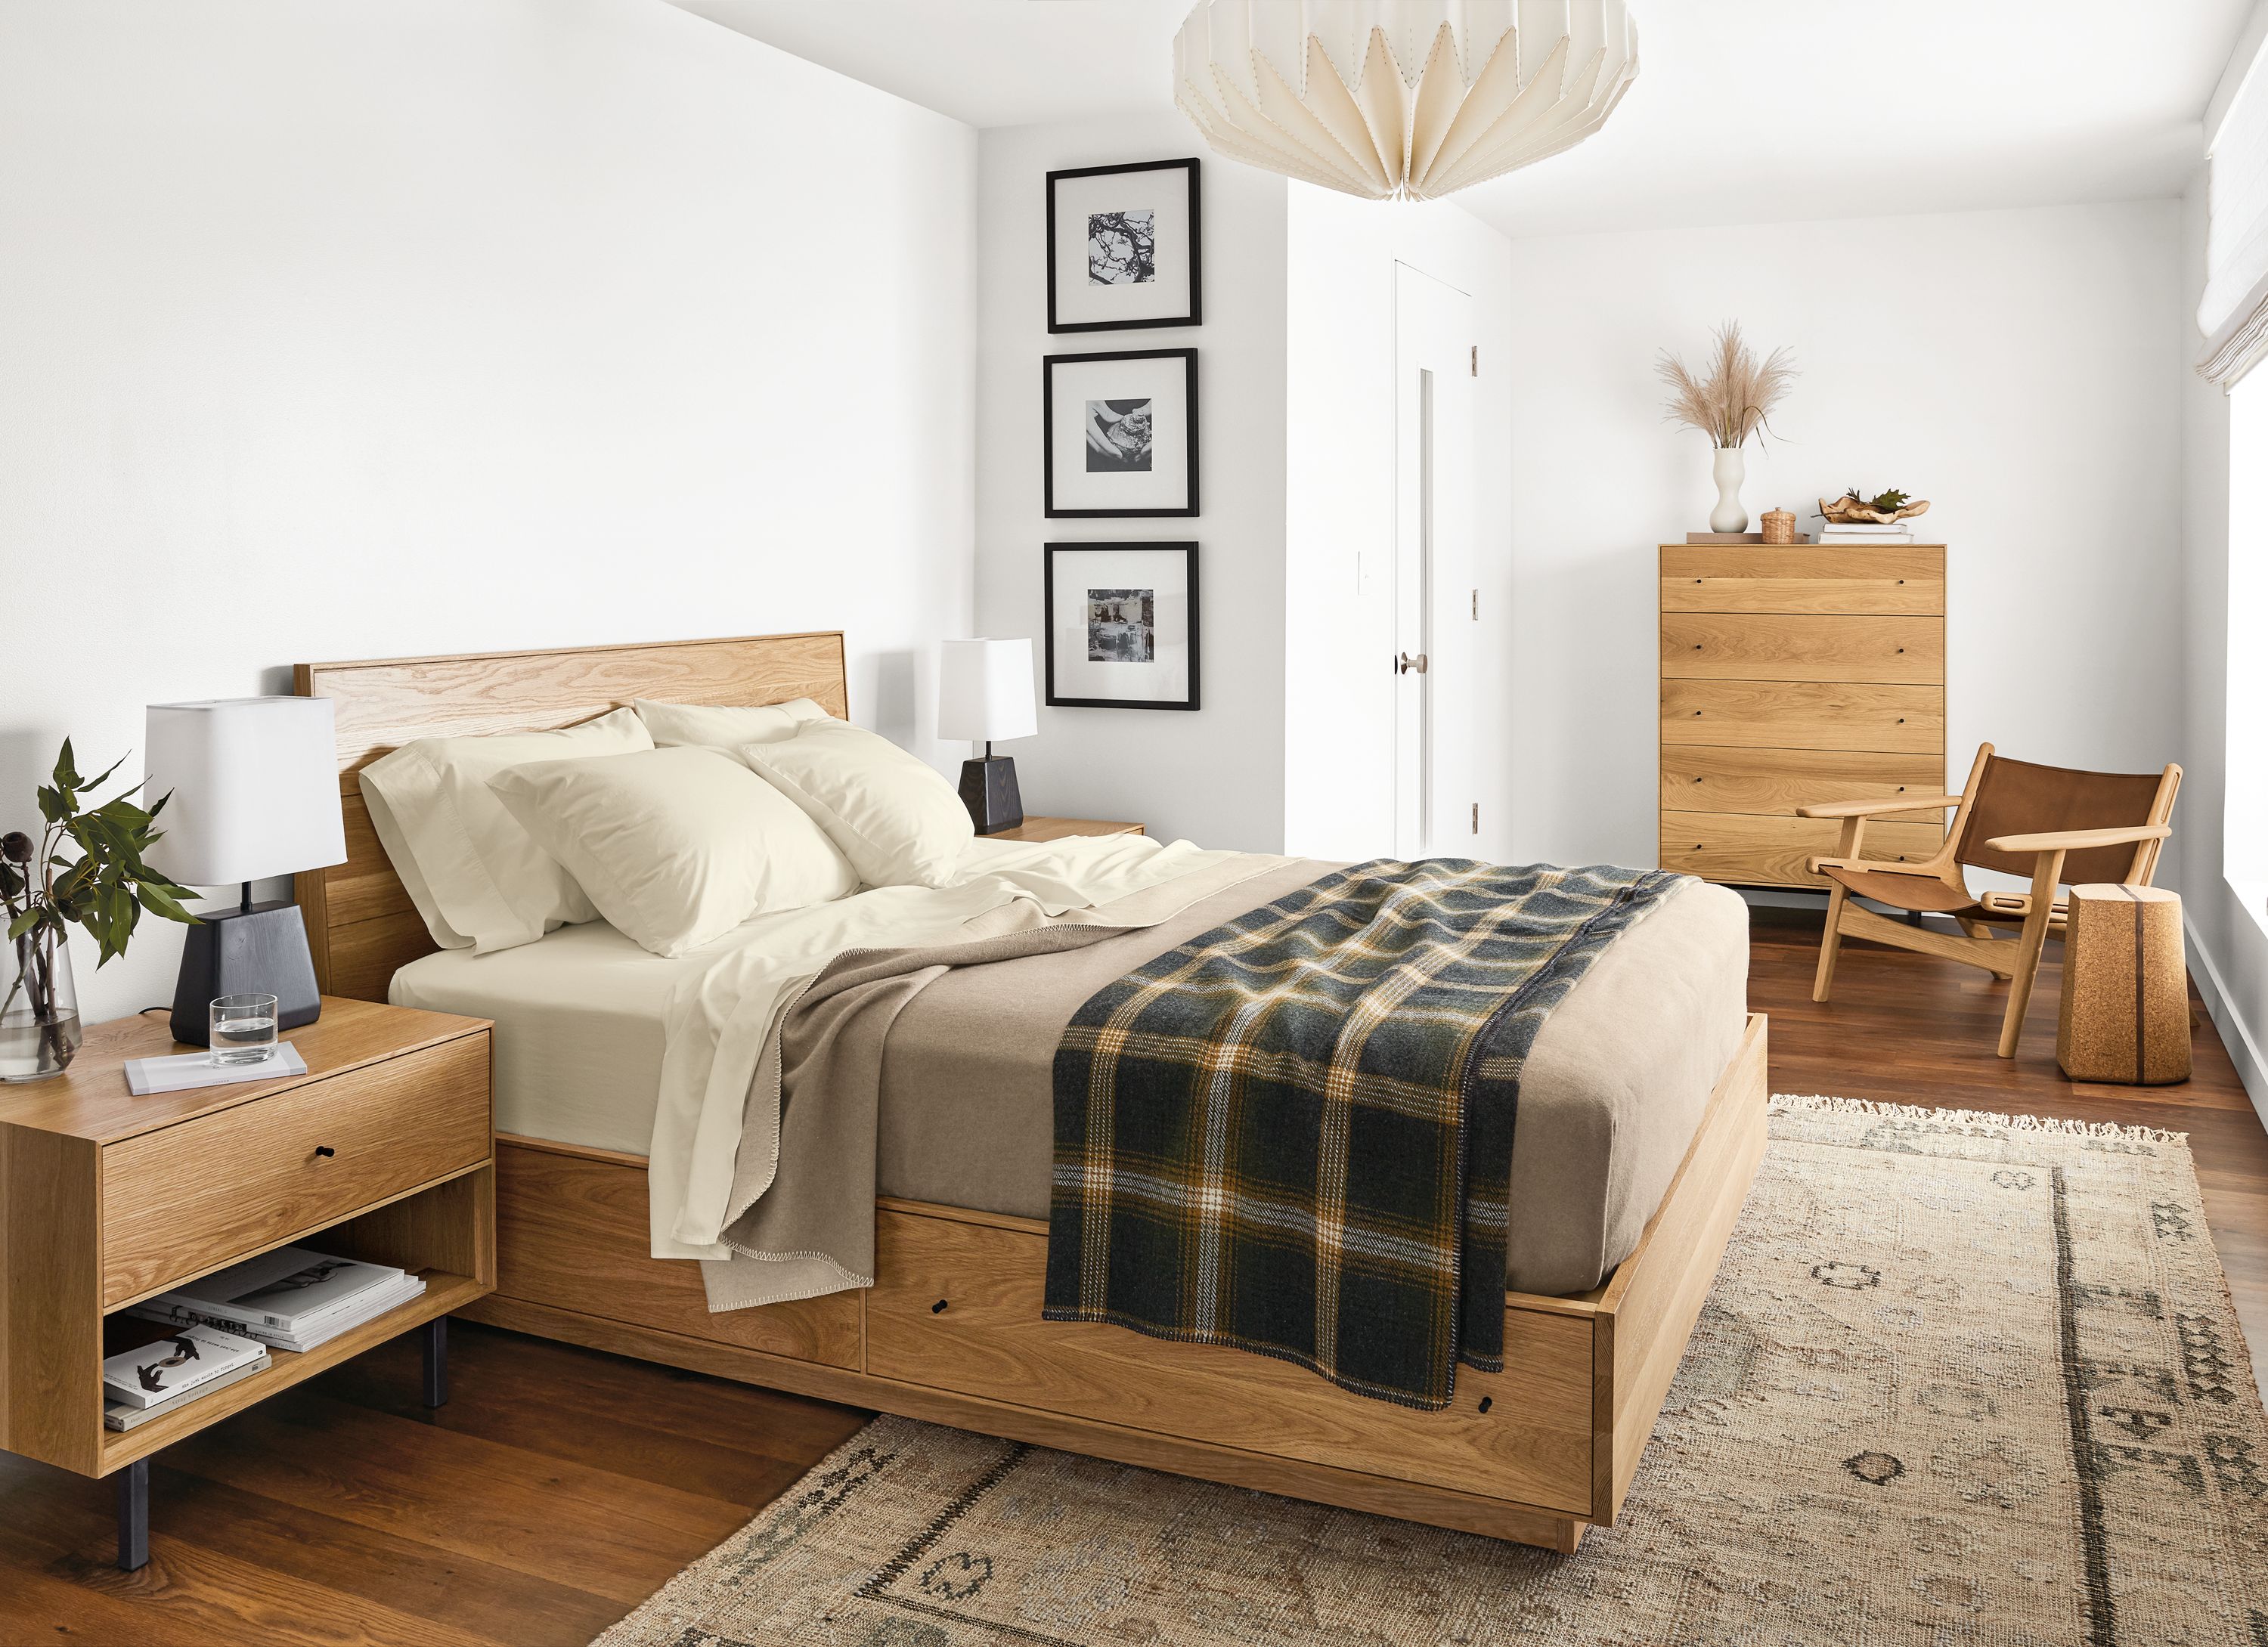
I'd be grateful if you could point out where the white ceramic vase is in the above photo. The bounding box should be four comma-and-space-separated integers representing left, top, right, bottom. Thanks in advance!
1709, 446, 1748, 533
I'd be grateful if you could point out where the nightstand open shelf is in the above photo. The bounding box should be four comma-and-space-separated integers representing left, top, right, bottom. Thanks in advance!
98, 1270, 485, 1470
0, 997, 496, 1569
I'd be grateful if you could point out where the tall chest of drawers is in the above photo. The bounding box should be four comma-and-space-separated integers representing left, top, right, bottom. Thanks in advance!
1659, 543, 1947, 888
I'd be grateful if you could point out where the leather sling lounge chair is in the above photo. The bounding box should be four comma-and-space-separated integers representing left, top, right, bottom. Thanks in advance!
1800, 743, 2180, 1057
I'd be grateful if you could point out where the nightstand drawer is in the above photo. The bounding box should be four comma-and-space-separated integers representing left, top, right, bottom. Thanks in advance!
101, 1031, 491, 1307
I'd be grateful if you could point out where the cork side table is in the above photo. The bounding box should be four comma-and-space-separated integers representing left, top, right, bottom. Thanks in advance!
2056, 884, 2190, 1085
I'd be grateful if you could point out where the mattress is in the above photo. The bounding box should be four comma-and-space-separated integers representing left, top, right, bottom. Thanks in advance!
392, 858, 1750, 1296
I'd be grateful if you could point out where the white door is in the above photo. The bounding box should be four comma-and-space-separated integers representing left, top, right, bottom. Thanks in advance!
1393, 263, 1473, 859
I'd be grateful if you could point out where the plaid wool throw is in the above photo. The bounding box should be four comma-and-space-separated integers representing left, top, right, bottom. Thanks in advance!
1043, 859, 1685, 1409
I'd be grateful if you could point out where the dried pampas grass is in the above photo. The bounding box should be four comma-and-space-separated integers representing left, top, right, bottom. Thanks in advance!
1658, 321, 1795, 450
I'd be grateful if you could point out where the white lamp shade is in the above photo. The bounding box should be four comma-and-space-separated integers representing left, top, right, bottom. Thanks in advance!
1174, 0, 1638, 202
143, 697, 348, 888
938, 639, 1037, 744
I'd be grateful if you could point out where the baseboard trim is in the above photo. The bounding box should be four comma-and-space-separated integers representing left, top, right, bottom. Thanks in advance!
2183, 924, 2268, 1132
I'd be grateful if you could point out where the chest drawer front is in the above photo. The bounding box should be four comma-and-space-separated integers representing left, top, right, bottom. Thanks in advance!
1660, 546, 1944, 615
1661, 613, 1942, 684
1660, 812, 1944, 888
101, 1032, 491, 1307
1662, 679, 1943, 754
1662, 747, 1949, 820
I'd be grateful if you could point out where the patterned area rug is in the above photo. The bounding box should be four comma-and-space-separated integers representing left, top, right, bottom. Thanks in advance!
597, 1097, 2268, 1646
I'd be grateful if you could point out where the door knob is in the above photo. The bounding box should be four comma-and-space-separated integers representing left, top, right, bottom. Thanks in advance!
1396, 652, 1430, 675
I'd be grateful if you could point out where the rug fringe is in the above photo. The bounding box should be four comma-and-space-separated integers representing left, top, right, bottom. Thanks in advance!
1769, 1092, 2189, 1145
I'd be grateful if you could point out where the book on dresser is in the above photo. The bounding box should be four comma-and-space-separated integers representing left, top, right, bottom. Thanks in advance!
1659, 541, 1948, 888
123, 1246, 428, 1354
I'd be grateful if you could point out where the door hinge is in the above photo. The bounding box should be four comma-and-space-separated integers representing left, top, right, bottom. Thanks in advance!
1470, 588, 1479, 621
1470, 345, 1478, 377
1470, 802, 1479, 834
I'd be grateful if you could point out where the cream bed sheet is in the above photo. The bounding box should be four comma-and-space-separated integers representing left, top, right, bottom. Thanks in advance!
390, 918, 683, 1154
386, 836, 1135, 1153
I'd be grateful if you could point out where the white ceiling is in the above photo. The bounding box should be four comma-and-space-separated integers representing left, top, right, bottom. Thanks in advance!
670, 0, 2254, 237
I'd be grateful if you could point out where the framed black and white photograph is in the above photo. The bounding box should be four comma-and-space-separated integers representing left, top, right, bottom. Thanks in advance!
1046, 157, 1201, 333
1044, 541, 1199, 711
1043, 348, 1198, 517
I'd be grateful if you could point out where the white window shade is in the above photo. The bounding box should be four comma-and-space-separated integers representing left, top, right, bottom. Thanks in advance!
2201, 42, 2268, 383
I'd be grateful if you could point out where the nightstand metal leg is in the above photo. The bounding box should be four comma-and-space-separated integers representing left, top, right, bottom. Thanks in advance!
422, 1316, 448, 1409
115, 1458, 149, 1572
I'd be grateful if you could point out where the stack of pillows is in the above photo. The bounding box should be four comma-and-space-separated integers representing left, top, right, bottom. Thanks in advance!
359, 699, 978, 959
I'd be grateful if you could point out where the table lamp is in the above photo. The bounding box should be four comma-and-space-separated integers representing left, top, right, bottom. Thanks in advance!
938, 638, 1036, 834
144, 698, 347, 1045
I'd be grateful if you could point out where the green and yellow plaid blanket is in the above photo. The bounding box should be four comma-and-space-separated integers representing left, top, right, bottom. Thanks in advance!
1043, 859, 1684, 1409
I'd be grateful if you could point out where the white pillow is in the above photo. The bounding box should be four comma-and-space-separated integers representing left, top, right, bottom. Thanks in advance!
488, 747, 858, 957
738, 720, 974, 890
358, 707, 652, 953
358, 779, 471, 950
635, 697, 831, 750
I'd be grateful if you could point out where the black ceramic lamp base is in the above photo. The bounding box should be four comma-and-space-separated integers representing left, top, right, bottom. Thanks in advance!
168, 901, 324, 1047
959, 755, 1024, 835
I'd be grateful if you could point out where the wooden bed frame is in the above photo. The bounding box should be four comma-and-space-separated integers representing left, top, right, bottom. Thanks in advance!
294, 631, 1768, 1553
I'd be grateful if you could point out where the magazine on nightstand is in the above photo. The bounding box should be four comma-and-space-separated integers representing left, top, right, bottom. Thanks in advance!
102, 1323, 268, 1412
122, 1246, 427, 1354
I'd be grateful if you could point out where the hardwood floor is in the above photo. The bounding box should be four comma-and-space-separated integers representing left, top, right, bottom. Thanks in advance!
2, 912, 2263, 1645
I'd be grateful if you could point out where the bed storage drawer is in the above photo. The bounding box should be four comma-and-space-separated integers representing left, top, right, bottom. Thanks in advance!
489, 1138, 862, 1370
866, 1206, 1598, 1515
101, 1033, 491, 1307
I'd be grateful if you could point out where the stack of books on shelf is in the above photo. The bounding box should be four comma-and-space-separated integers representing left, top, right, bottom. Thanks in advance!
104, 1323, 270, 1431
125, 1246, 427, 1356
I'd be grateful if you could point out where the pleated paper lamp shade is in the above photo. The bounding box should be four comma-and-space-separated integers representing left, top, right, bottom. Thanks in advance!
1174, 0, 1638, 202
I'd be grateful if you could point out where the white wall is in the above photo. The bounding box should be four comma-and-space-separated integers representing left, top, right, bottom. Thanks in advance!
973, 114, 1289, 850
1503, 201, 2187, 876
0, 0, 976, 1024
1284, 188, 1514, 862
2177, 172, 2268, 1120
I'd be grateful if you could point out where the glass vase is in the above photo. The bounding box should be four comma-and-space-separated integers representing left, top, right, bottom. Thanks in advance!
1, 924, 82, 1082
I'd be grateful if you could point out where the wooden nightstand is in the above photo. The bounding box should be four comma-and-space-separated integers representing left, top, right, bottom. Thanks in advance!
983, 816, 1145, 843
0, 996, 494, 1570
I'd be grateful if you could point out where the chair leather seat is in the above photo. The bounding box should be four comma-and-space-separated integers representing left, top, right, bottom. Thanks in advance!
1817, 865, 2016, 920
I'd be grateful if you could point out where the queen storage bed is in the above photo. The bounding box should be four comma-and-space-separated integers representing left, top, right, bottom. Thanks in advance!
294, 630, 1766, 1553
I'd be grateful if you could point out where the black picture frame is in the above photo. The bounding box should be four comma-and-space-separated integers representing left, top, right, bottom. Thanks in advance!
1046, 157, 1202, 334
1042, 347, 1200, 519
1043, 541, 1201, 711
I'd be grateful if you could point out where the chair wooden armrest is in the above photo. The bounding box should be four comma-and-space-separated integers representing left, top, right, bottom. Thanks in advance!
1805, 856, 1944, 876
1796, 794, 1962, 820
1981, 825, 2171, 855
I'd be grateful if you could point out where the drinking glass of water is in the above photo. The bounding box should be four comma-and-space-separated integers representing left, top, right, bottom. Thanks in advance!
209, 994, 279, 1066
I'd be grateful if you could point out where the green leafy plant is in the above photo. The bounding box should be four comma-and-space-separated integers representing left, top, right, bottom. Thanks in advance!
2, 742, 201, 1070
1849, 487, 1912, 513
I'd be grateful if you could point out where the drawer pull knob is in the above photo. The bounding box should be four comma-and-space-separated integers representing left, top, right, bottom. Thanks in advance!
1693, 644, 1702, 651
1478, 1395, 1493, 1413
313, 1145, 336, 1159
931, 1299, 948, 1314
